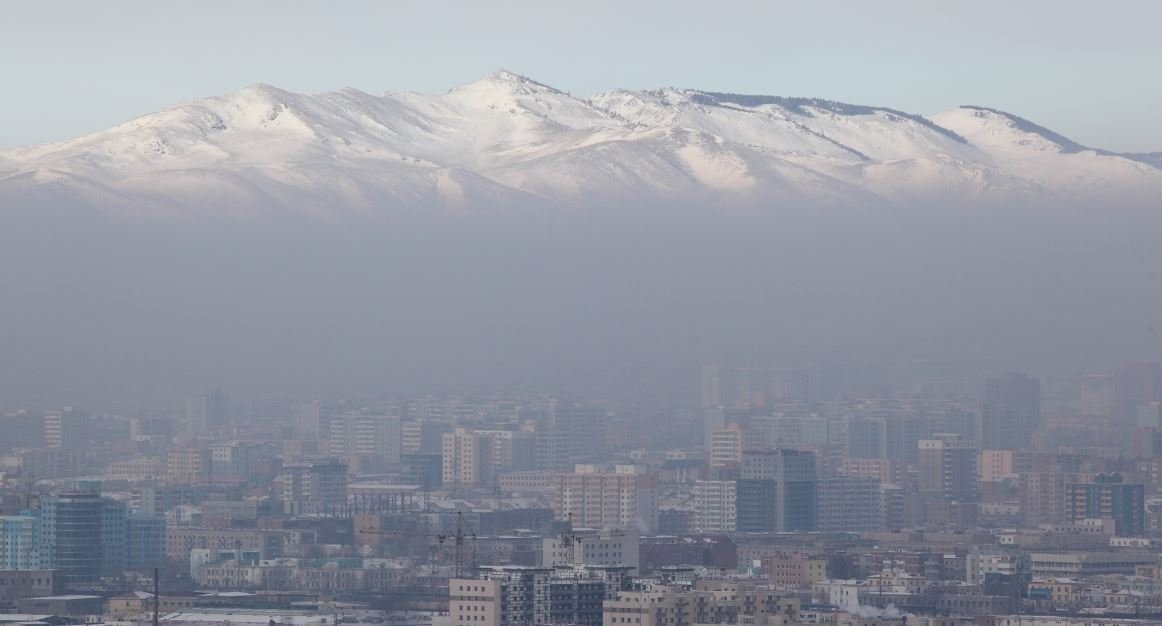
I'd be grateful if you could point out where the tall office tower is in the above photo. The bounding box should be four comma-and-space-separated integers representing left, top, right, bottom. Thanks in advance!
39, 484, 118, 584
418, 419, 453, 454
847, 418, 887, 459
884, 413, 935, 464
941, 407, 980, 444
918, 434, 979, 502
442, 428, 497, 489
293, 401, 321, 441
282, 458, 349, 515
328, 414, 403, 464
185, 390, 229, 435
402, 452, 444, 490
100, 498, 129, 577
1115, 363, 1162, 427
1079, 374, 1115, 418
817, 476, 883, 532
552, 466, 657, 532
702, 407, 726, 448
702, 365, 723, 408
185, 396, 208, 435
736, 449, 817, 532
207, 388, 229, 429
708, 425, 743, 468
126, 515, 166, 569
1067, 472, 1146, 536
982, 372, 1041, 449
692, 480, 737, 533
42, 410, 63, 448
528, 399, 606, 470
555, 400, 607, 468
477, 429, 537, 473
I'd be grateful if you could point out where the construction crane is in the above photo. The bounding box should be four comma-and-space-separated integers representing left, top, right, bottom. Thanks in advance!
360, 511, 476, 578
556, 515, 624, 565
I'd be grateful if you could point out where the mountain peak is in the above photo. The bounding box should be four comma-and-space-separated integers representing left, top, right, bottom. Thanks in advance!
453, 69, 564, 96
232, 82, 295, 100
956, 105, 1088, 153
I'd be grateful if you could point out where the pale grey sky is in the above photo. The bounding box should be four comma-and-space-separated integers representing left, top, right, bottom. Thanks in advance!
2, 0, 1160, 152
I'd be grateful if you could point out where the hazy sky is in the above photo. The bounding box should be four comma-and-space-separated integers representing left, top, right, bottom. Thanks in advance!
2, 0, 1160, 152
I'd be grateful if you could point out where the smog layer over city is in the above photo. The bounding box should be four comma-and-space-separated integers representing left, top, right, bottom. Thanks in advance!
2, 3, 1162, 626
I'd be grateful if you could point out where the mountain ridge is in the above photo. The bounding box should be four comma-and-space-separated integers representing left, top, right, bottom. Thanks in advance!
2, 71, 1159, 218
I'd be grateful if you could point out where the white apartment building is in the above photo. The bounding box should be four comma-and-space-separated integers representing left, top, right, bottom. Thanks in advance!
693, 480, 736, 533
329, 414, 402, 463
552, 466, 657, 532
443, 428, 496, 489
708, 426, 743, 468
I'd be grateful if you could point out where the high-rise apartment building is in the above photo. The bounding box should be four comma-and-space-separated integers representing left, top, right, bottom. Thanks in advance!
817, 476, 883, 532
329, 414, 403, 464
1021, 471, 1091, 527
980, 450, 1015, 482
692, 480, 737, 533
443, 428, 497, 489
1067, 472, 1146, 536
166, 449, 211, 485
708, 425, 743, 468
552, 466, 657, 532
0, 516, 43, 569
282, 458, 349, 515
918, 434, 979, 502
42, 410, 63, 449
478, 429, 537, 473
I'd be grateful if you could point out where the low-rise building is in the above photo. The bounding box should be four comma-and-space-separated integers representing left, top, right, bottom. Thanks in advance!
0, 570, 55, 605
761, 553, 827, 589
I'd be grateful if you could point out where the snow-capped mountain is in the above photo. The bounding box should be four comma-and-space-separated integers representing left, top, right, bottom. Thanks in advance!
2, 70, 1159, 218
